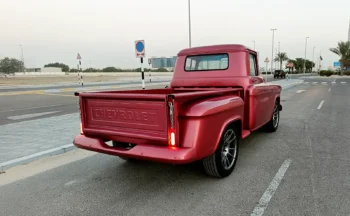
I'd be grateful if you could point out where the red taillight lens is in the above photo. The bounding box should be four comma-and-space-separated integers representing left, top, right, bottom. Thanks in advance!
170, 132, 175, 146
80, 122, 84, 134
167, 96, 177, 146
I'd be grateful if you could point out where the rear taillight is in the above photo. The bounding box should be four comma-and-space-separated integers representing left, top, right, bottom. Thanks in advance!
78, 97, 84, 135
167, 96, 176, 146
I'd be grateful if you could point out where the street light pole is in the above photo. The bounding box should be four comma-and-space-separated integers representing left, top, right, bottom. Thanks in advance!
304, 37, 309, 73
19, 45, 24, 72
252, 41, 255, 50
312, 46, 315, 72
271, 29, 277, 73
188, 0, 192, 48
278, 42, 280, 53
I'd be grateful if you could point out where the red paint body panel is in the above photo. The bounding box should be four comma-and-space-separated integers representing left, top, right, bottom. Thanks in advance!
73, 44, 282, 164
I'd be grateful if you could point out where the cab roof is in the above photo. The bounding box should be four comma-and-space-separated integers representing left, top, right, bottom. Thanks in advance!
177, 44, 254, 56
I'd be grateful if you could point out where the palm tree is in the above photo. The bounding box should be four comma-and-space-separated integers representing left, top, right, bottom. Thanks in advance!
274, 52, 289, 70
329, 41, 350, 75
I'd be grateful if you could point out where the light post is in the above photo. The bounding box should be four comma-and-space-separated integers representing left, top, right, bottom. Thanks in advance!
312, 46, 316, 72
303, 37, 309, 73
275, 48, 278, 70
188, 0, 192, 48
271, 29, 277, 73
19, 45, 24, 72
252, 41, 255, 50
278, 42, 280, 53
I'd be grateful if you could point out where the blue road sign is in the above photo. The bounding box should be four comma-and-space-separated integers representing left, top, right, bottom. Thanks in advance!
136, 41, 144, 52
135, 40, 145, 58
334, 62, 340, 67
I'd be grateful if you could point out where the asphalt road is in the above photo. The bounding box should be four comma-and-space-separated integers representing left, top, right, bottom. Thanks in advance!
0, 73, 310, 93
0, 79, 169, 92
0, 73, 311, 126
0, 83, 168, 126
0, 76, 349, 216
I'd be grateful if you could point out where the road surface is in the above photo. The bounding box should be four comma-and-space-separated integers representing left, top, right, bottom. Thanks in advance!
1, 76, 349, 216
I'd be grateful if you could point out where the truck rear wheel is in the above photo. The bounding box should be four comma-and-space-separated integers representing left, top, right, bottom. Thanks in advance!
202, 126, 239, 178
264, 101, 280, 132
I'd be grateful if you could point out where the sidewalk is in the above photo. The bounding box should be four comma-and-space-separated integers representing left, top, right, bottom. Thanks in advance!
0, 78, 303, 171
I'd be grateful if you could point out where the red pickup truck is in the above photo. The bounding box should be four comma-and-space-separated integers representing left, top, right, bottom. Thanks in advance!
73, 44, 282, 178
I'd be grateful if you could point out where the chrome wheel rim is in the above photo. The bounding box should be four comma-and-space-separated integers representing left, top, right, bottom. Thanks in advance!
221, 129, 237, 170
272, 104, 279, 128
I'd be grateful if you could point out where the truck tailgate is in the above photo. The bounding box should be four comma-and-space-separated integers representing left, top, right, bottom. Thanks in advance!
81, 94, 168, 142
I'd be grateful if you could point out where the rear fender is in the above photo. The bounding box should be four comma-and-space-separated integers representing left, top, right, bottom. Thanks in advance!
181, 95, 244, 159
213, 117, 242, 153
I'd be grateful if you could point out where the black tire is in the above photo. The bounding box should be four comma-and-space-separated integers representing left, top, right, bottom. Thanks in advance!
264, 101, 280, 132
112, 141, 137, 162
202, 126, 239, 178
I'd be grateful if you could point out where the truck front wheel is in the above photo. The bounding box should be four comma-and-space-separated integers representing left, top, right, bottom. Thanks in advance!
264, 101, 280, 132
202, 126, 239, 178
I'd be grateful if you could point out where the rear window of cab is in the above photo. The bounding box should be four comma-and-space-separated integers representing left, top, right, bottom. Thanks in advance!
184, 54, 228, 71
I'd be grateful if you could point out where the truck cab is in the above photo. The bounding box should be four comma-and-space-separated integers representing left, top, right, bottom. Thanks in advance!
73, 44, 282, 178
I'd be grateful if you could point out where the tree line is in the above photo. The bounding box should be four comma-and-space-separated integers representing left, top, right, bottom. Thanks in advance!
2, 41, 349, 75
0, 59, 170, 75
273, 52, 315, 73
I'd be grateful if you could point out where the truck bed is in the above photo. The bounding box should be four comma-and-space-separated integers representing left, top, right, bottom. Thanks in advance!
76, 88, 243, 146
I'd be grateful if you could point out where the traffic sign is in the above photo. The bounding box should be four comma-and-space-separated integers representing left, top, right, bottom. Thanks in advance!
264, 57, 269, 63
286, 62, 294, 68
135, 40, 145, 58
333, 62, 340, 67
77, 53, 82, 60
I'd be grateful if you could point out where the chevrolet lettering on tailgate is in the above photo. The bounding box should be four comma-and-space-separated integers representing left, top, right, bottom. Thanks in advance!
92, 108, 157, 124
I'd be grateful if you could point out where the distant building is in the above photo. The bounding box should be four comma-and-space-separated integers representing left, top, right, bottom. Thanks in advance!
150, 56, 177, 69
25, 67, 62, 72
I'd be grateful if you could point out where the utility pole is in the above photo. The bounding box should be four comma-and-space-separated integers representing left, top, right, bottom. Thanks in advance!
304, 37, 309, 73
252, 41, 255, 50
188, 0, 192, 48
271, 29, 277, 73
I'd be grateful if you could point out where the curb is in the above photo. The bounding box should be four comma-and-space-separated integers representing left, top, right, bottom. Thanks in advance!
0, 144, 75, 172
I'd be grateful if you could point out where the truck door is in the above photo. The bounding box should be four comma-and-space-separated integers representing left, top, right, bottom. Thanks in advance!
248, 53, 274, 129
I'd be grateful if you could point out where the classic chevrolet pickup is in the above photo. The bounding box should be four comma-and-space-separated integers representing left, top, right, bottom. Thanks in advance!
73, 44, 282, 178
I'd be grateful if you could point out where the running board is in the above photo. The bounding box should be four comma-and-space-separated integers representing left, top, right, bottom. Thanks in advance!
241, 130, 251, 139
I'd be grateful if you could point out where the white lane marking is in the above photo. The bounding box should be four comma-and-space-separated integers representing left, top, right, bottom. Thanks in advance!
341, 81, 346, 84
7, 111, 60, 120
65, 180, 78, 186
296, 90, 306, 93
250, 159, 292, 216
304, 82, 309, 84
332, 79, 336, 83
321, 82, 327, 85
312, 82, 318, 84
328, 88, 331, 92
0, 104, 64, 113
317, 100, 324, 110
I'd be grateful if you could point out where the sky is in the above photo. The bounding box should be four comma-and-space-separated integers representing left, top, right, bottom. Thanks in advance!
1, 0, 350, 70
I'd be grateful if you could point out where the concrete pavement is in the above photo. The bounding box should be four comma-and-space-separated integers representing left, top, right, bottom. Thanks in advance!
1, 78, 349, 215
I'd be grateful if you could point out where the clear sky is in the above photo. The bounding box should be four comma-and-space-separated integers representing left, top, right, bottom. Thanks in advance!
1, 0, 349, 70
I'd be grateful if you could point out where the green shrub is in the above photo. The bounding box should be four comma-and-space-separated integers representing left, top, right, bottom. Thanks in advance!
343, 71, 350, 76
319, 70, 334, 77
